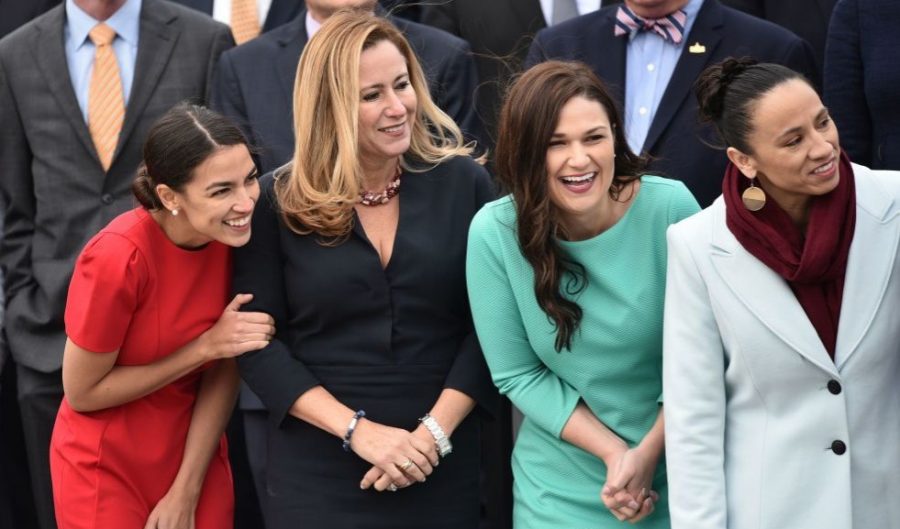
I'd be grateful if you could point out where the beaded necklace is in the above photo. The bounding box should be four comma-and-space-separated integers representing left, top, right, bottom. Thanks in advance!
359, 165, 402, 206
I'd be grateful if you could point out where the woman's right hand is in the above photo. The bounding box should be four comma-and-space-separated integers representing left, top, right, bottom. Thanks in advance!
601, 447, 659, 522
200, 293, 275, 360
351, 418, 439, 488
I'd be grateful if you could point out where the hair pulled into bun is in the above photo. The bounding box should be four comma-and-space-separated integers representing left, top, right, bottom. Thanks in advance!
131, 164, 163, 210
694, 58, 809, 153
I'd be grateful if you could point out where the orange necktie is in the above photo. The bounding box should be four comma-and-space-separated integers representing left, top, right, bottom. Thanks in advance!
87, 23, 125, 171
231, 0, 261, 45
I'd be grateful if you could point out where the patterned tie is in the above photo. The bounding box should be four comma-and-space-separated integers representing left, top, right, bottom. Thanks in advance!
614, 4, 687, 44
552, 0, 579, 25
231, 0, 260, 45
87, 23, 125, 172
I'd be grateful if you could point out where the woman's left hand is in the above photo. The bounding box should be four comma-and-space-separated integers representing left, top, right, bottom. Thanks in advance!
360, 425, 438, 492
601, 447, 659, 522
143, 487, 199, 529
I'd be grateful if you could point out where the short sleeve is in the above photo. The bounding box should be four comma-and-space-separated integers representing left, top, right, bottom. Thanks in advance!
65, 233, 146, 353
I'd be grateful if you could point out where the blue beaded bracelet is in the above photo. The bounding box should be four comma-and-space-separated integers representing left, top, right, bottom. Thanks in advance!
342, 410, 366, 452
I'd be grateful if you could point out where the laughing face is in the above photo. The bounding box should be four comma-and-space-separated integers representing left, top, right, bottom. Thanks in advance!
356, 39, 417, 173
730, 79, 841, 214
545, 95, 618, 234
166, 143, 260, 248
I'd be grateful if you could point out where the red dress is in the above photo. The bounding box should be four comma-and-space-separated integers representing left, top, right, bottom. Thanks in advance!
50, 208, 234, 529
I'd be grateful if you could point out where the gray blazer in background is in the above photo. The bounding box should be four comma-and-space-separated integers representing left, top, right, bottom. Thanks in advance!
0, 0, 234, 373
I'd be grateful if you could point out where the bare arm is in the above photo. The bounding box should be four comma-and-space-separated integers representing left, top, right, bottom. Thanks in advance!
63, 293, 274, 412
143, 359, 240, 529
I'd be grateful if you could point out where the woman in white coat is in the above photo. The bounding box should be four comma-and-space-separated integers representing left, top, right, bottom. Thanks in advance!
663, 58, 900, 529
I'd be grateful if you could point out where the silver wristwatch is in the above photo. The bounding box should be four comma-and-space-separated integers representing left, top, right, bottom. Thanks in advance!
419, 414, 452, 457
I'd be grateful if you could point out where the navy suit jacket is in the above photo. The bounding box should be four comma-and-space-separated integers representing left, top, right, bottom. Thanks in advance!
824, 0, 900, 169
525, 0, 817, 207
211, 10, 481, 174
170, 0, 303, 32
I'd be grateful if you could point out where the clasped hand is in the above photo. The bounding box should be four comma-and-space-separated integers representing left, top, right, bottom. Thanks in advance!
351, 420, 439, 492
200, 293, 275, 360
601, 447, 659, 523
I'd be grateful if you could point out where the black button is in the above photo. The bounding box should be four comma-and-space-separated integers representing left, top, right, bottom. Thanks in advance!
831, 440, 846, 455
101, 193, 114, 205
827, 380, 842, 395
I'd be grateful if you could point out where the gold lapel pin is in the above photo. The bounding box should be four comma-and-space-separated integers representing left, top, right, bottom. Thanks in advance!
689, 42, 706, 54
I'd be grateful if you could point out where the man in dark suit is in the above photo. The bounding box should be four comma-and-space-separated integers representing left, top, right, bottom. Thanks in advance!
721, 0, 835, 86
526, 0, 817, 207
170, 0, 305, 35
211, 0, 480, 174
0, 2, 232, 527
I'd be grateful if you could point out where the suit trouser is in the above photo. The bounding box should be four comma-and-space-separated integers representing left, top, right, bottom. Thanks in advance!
16, 364, 62, 529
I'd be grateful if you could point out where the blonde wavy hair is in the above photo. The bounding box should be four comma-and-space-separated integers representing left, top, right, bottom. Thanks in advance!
276, 9, 474, 239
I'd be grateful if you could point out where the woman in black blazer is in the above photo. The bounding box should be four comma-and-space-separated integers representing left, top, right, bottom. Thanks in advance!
232, 11, 495, 529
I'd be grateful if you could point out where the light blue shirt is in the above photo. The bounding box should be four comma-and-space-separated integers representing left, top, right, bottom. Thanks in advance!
65, 0, 141, 123
624, 0, 703, 153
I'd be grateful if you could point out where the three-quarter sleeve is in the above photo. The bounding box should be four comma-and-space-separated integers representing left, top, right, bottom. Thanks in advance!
64, 234, 145, 353
466, 206, 581, 438
663, 224, 728, 529
443, 165, 499, 417
233, 175, 321, 426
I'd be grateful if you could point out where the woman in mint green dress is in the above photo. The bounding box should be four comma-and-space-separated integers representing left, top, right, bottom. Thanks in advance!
466, 61, 700, 528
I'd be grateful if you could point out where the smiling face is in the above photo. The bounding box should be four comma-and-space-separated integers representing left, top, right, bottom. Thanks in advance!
729, 79, 841, 214
356, 39, 417, 173
545, 96, 617, 234
164, 144, 260, 248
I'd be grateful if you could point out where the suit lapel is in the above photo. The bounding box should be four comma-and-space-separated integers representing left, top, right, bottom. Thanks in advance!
275, 13, 307, 116
32, 7, 99, 166
115, 0, 178, 166
707, 201, 838, 376
264, 0, 303, 32
643, 0, 723, 152
834, 166, 900, 369
591, 8, 627, 104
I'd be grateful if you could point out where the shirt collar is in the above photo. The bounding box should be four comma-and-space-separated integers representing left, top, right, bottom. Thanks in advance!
66, 0, 142, 49
305, 10, 322, 39
624, 0, 704, 42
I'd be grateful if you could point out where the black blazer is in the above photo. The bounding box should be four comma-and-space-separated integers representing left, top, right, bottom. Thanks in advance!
526, 0, 818, 207
211, 9, 481, 174
169, 0, 304, 32
722, 0, 836, 84
421, 0, 546, 145
0, 1, 233, 372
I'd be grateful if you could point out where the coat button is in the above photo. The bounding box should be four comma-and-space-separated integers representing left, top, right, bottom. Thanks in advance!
827, 380, 842, 395
831, 440, 847, 455
101, 193, 114, 205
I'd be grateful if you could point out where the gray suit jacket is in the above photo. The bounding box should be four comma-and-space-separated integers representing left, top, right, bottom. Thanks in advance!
0, 0, 234, 372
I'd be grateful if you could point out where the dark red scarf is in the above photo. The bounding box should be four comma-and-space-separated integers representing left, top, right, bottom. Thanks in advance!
722, 151, 856, 358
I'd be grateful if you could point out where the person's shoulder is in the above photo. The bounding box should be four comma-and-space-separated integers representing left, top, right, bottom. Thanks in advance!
535, 8, 608, 41
717, 2, 804, 44
854, 163, 900, 217
392, 17, 469, 50
471, 194, 516, 233
0, 3, 62, 54
156, 0, 227, 29
667, 196, 721, 247
222, 16, 299, 62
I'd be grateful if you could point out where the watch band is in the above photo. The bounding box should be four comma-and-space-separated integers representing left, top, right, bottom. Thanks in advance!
419, 413, 452, 457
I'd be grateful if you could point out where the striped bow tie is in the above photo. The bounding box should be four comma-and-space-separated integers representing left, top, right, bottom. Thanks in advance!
614, 5, 687, 44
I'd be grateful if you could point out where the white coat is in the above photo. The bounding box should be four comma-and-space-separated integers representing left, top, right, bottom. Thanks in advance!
663, 164, 900, 529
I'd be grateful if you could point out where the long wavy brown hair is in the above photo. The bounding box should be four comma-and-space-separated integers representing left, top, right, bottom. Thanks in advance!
495, 61, 646, 351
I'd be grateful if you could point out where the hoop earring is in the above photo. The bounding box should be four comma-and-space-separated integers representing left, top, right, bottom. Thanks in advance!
171, 208, 179, 216
741, 178, 766, 211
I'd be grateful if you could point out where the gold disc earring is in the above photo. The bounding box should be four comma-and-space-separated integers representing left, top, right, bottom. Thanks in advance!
742, 178, 766, 211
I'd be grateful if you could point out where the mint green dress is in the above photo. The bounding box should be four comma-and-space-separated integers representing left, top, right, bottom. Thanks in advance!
466, 177, 700, 528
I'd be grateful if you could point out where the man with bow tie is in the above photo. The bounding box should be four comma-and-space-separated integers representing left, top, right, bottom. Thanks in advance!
526, 0, 817, 207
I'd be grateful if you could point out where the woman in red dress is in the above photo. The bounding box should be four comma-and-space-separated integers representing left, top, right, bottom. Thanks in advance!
50, 104, 275, 529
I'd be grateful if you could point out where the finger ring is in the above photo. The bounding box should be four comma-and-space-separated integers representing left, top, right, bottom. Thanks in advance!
400, 459, 414, 471
387, 483, 398, 492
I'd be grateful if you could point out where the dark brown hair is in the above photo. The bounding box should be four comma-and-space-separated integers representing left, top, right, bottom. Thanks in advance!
495, 61, 646, 352
695, 57, 811, 153
132, 103, 249, 209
